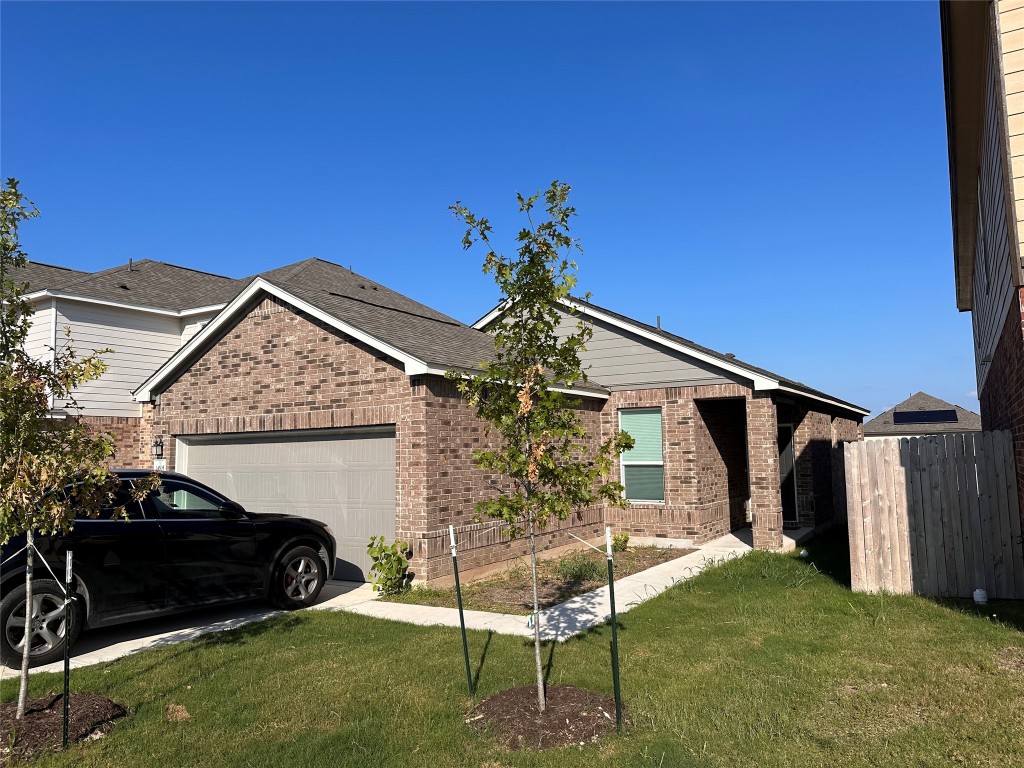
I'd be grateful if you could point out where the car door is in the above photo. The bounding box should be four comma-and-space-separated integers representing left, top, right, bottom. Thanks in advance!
68, 480, 166, 622
144, 478, 259, 607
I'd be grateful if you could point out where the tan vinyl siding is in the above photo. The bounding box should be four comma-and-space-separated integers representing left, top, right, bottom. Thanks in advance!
1002, 2, 1024, 287
23, 305, 53, 363
1002, 4, 1024, 33
552, 307, 743, 390
180, 312, 217, 346
976, 30, 1017, 392
54, 300, 182, 417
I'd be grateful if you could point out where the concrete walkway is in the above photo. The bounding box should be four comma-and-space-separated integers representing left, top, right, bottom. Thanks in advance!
1, 527, 810, 677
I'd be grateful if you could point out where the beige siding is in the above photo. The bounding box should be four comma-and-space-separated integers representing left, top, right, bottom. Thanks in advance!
978, 17, 1019, 393
54, 300, 182, 417
553, 307, 743, 390
180, 311, 218, 346
23, 304, 53, 363
1001, 2, 1024, 293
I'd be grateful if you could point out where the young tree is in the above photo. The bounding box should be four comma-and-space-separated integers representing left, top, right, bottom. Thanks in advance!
0, 179, 120, 717
450, 181, 633, 713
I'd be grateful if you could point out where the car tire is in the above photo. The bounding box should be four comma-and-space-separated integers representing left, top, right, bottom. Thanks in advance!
271, 545, 327, 610
0, 579, 82, 668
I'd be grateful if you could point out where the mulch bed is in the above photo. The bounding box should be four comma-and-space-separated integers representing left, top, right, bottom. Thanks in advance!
468, 684, 626, 750
0, 693, 126, 765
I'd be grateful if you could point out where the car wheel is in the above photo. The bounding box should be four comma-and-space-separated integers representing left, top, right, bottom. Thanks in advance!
272, 546, 326, 610
0, 579, 82, 668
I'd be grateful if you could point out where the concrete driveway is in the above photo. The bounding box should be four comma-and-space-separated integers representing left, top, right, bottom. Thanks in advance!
0, 580, 376, 679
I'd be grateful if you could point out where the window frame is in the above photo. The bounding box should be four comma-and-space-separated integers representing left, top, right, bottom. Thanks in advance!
618, 407, 666, 504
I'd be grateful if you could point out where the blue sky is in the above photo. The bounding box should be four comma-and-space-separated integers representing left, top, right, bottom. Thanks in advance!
1, 1, 970, 417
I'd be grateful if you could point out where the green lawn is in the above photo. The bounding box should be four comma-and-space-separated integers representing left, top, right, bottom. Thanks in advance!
5, 532, 1024, 767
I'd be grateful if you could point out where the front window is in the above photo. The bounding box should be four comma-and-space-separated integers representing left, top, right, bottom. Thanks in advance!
619, 408, 665, 502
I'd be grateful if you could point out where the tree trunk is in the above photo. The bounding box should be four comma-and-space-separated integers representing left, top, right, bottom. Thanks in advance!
17, 528, 33, 718
529, 518, 545, 713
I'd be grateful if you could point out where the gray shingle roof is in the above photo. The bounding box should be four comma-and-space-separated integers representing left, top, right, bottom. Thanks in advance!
56, 260, 242, 310
22, 259, 242, 311
17, 261, 90, 292
254, 258, 498, 371
863, 392, 982, 436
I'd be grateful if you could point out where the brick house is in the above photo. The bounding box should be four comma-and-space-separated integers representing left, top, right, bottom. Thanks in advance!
20, 256, 865, 582
941, 2, 1024, 523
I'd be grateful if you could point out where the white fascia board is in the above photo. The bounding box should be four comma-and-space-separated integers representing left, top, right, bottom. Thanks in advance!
776, 385, 870, 417
179, 304, 227, 317
134, 278, 429, 401
472, 303, 506, 329
30, 291, 228, 318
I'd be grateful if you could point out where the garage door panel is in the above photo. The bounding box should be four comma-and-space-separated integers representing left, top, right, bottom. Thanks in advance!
178, 431, 396, 581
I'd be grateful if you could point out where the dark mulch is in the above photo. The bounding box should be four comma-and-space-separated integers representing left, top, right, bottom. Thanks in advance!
0, 693, 126, 765
469, 685, 625, 750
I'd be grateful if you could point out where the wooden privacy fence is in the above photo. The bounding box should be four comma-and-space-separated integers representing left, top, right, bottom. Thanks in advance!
842, 431, 1024, 599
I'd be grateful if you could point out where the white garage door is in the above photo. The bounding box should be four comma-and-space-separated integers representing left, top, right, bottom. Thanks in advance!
177, 428, 396, 581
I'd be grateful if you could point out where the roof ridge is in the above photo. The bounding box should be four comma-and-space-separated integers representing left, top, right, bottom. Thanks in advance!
148, 260, 236, 280
26, 260, 87, 274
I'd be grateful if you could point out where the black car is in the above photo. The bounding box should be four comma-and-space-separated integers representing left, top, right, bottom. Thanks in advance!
0, 470, 336, 667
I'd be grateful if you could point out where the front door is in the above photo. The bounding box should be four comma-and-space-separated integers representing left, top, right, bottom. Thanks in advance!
777, 424, 799, 526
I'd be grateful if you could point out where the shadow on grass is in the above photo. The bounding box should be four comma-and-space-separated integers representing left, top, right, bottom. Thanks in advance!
793, 528, 852, 588
931, 597, 1024, 633
472, 630, 493, 692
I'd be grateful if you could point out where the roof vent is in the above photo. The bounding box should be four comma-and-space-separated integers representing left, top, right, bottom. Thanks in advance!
119, 283, 129, 290
725, 353, 736, 359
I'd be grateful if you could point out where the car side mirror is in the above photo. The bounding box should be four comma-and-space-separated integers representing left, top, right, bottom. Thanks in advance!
218, 501, 247, 519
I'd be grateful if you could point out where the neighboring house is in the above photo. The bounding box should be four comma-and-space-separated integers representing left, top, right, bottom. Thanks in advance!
862, 392, 983, 440
19, 257, 866, 582
941, 2, 1024, 515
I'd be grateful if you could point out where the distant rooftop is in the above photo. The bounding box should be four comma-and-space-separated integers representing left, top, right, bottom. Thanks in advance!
863, 391, 982, 436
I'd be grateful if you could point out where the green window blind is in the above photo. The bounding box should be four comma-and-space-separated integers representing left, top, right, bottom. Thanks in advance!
623, 466, 665, 502
620, 408, 663, 462
620, 408, 665, 501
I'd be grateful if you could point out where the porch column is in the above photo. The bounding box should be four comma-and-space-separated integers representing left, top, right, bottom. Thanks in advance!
746, 393, 784, 551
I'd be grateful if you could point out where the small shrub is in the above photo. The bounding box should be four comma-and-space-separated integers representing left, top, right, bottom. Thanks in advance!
612, 532, 630, 552
555, 550, 604, 582
367, 536, 412, 595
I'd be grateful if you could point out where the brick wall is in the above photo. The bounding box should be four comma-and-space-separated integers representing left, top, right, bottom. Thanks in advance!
79, 415, 146, 469
412, 376, 608, 581
694, 398, 748, 532
980, 289, 1024, 519
602, 383, 784, 548
150, 295, 424, 540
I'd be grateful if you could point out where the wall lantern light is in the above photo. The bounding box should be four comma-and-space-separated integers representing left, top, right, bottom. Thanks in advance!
151, 436, 164, 459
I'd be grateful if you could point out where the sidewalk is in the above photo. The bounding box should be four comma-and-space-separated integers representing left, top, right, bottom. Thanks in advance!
1, 527, 810, 677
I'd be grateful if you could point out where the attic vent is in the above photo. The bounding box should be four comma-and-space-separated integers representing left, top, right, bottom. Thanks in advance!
119, 283, 130, 290
724, 353, 736, 359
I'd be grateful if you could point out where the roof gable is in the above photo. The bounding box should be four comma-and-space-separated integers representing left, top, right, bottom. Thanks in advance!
474, 296, 868, 417
134, 259, 503, 401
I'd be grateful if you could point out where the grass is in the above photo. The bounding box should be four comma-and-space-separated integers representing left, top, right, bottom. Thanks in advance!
2, 531, 1023, 767
384, 545, 695, 614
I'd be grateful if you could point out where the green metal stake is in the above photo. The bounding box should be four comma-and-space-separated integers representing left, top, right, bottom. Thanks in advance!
63, 550, 73, 750
605, 527, 623, 731
450, 525, 475, 698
